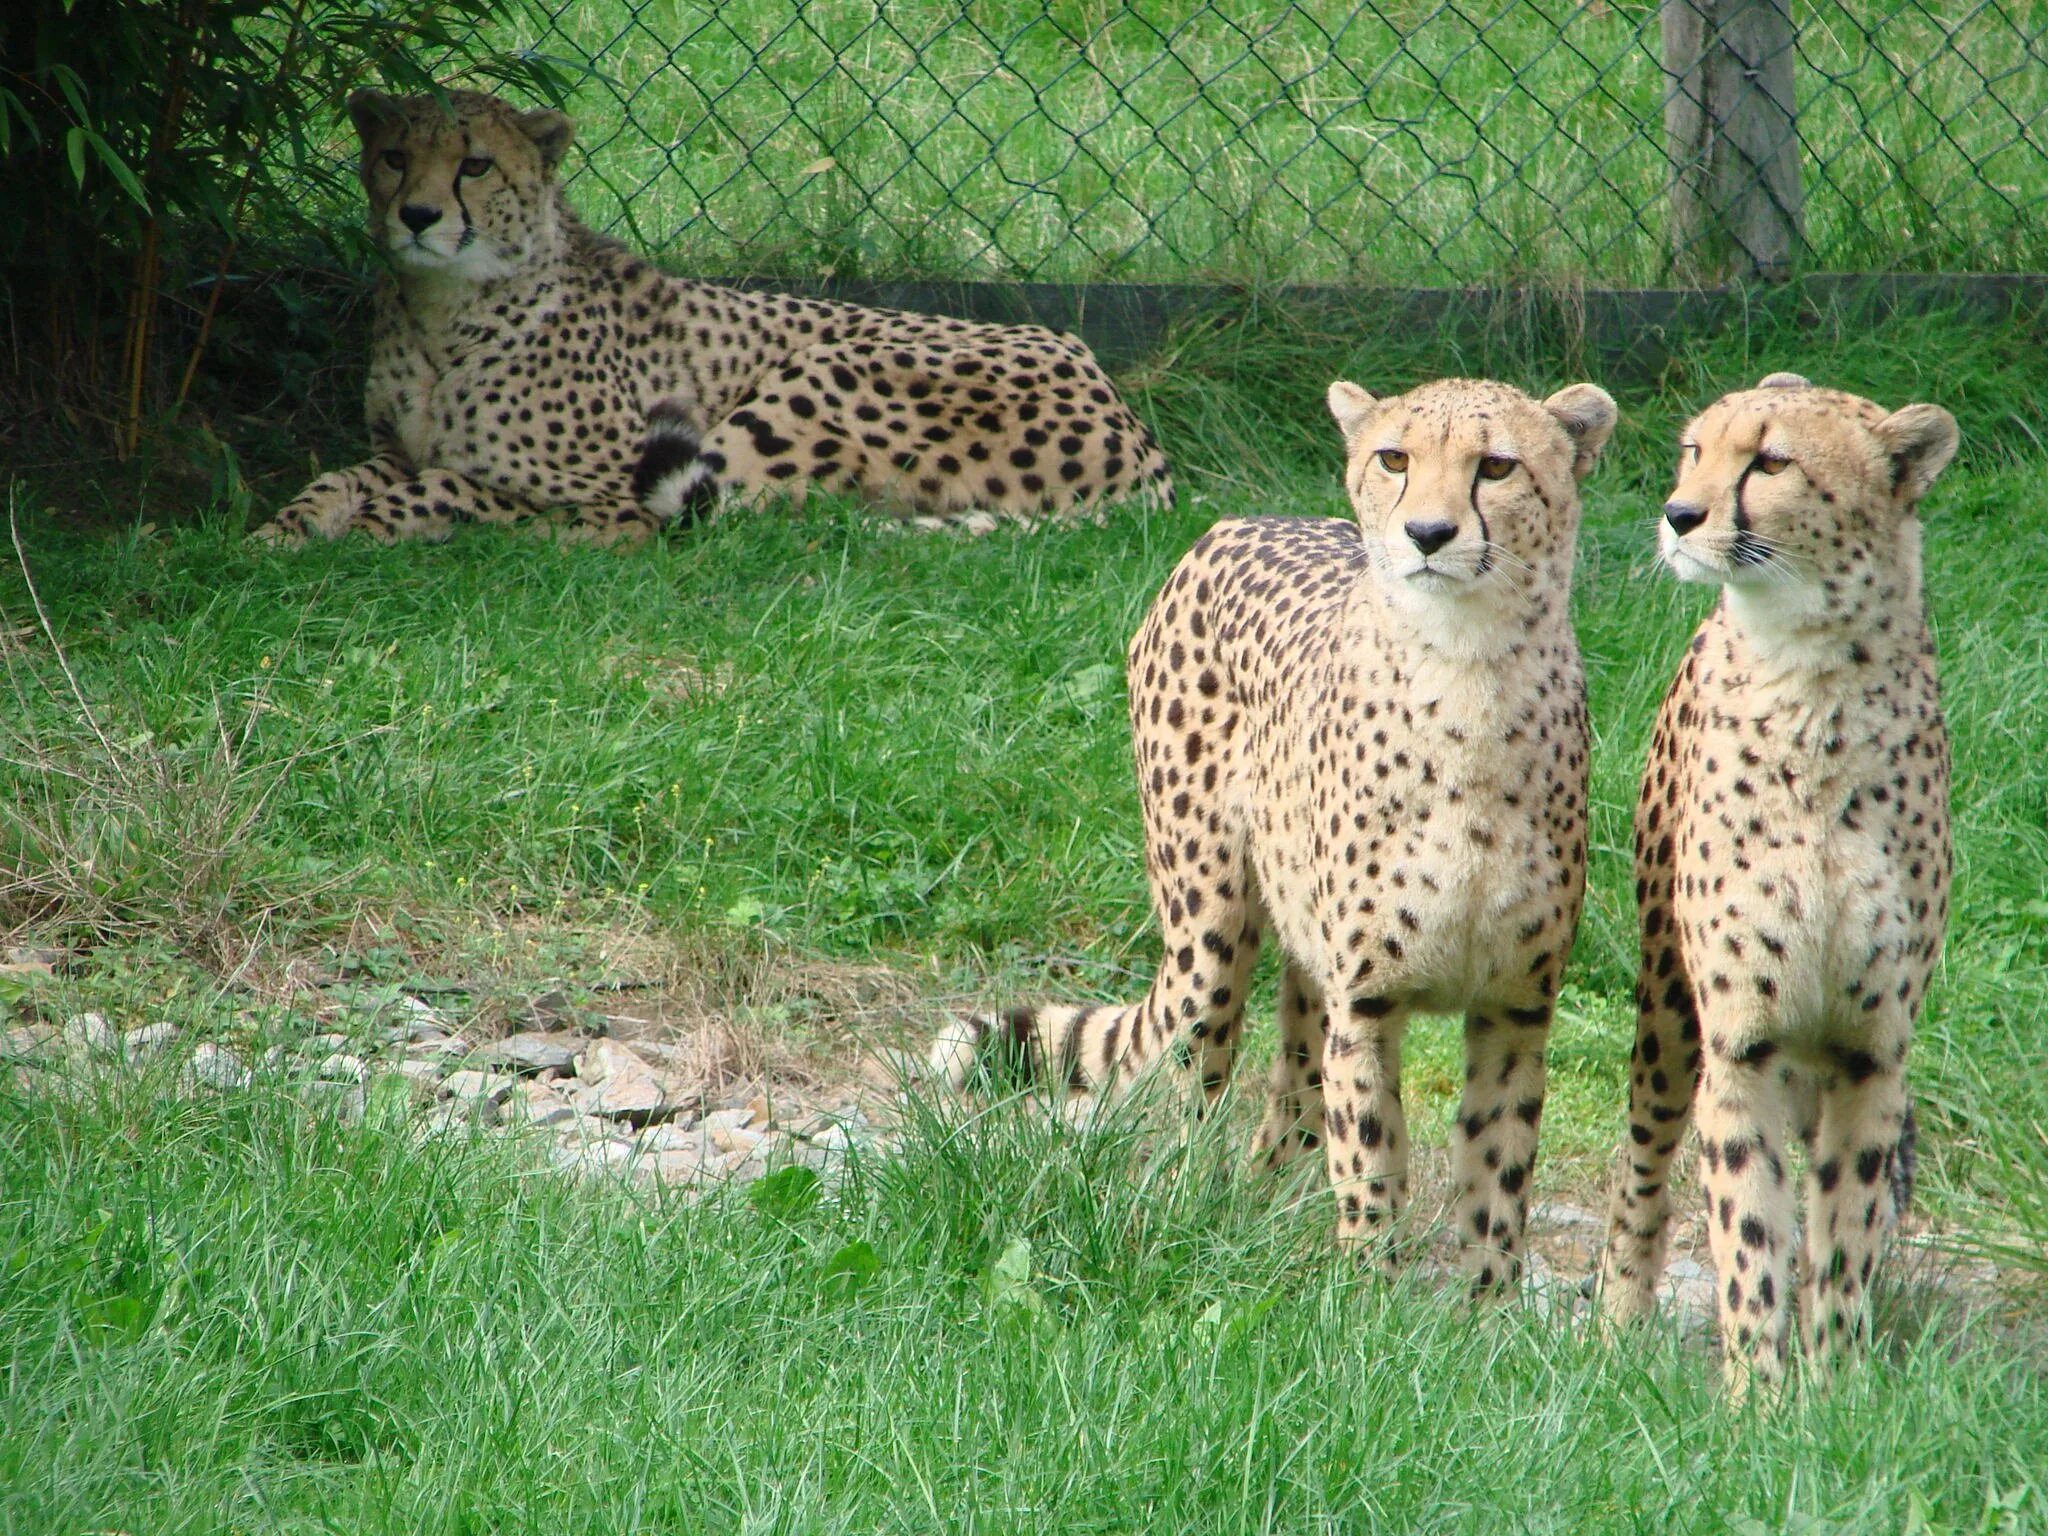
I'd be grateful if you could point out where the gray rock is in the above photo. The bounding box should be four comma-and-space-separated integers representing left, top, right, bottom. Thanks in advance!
1, 1025, 58, 1065
65, 1012, 118, 1059
709, 1123, 765, 1156
122, 1022, 182, 1061
406, 1034, 472, 1061
317, 1052, 371, 1083
301, 1079, 366, 1122
483, 1032, 577, 1075
643, 1148, 706, 1185
444, 1069, 518, 1106
311, 1032, 352, 1054
801, 1122, 854, 1153
702, 1107, 760, 1135
549, 1139, 636, 1178
508, 1080, 578, 1128
577, 1040, 674, 1124
637, 1122, 706, 1155
188, 1042, 251, 1091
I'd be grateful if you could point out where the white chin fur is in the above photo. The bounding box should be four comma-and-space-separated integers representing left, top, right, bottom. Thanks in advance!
1660, 539, 1726, 585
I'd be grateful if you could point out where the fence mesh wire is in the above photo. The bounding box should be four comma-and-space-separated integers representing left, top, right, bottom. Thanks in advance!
479, 1, 2046, 285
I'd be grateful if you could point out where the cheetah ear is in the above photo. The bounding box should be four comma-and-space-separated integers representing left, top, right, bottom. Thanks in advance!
1874, 403, 1959, 503
1757, 372, 1811, 390
347, 89, 400, 147
1542, 383, 1618, 479
1326, 381, 1378, 442
515, 107, 576, 173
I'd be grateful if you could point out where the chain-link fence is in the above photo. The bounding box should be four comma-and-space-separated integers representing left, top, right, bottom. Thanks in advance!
477, 1, 2043, 286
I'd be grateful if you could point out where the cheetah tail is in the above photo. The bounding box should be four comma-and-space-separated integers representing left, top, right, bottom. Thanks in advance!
633, 401, 717, 525
928, 1003, 1132, 1093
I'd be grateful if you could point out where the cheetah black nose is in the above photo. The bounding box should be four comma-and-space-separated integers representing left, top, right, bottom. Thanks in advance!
398, 204, 443, 235
1403, 519, 1457, 556
1664, 502, 1708, 535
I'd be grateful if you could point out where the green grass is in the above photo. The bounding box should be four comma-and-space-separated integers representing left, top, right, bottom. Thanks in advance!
405, 0, 2048, 283
4, 302, 2048, 1529
2, 1072, 2045, 1533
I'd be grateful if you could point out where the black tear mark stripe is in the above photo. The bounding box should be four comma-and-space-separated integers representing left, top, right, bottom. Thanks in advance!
1731, 458, 1768, 566
1468, 469, 1493, 576
452, 132, 475, 248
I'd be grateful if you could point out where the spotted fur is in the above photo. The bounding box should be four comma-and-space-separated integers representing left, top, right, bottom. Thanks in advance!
933, 377, 1617, 1288
1597, 373, 1957, 1395
256, 89, 1172, 545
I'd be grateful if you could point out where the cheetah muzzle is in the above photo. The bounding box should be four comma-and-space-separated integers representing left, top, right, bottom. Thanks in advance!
934, 375, 1618, 1293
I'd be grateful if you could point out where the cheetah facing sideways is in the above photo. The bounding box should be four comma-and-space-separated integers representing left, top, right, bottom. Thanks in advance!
256, 89, 1172, 545
1597, 375, 1957, 1393
934, 377, 1618, 1289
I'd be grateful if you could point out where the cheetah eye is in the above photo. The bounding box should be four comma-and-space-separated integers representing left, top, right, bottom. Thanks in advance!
1753, 451, 1792, 476
1476, 455, 1517, 481
1376, 449, 1409, 474
380, 149, 408, 172
459, 156, 494, 179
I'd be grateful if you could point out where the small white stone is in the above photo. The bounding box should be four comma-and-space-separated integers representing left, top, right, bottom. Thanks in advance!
637, 1123, 705, 1155
188, 1042, 251, 1090
646, 1149, 704, 1184
710, 1123, 764, 1156
122, 1022, 182, 1061
444, 1069, 518, 1106
317, 1052, 370, 1083
1, 1025, 58, 1064
510, 1080, 578, 1128
802, 1122, 854, 1153
485, 1032, 578, 1075
65, 1012, 118, 1058
302, 1079, 366, 1122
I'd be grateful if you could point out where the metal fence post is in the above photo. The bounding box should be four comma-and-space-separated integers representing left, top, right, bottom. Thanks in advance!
1662, 0, 1805, 281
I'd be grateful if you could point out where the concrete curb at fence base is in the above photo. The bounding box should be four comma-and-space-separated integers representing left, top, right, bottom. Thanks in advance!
720, 273, 2048, 373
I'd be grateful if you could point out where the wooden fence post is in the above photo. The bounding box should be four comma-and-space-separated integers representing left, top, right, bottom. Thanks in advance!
1662, 0, 1805, 281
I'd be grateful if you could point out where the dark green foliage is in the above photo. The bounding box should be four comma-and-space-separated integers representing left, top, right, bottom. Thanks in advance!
0, 0, 577, 458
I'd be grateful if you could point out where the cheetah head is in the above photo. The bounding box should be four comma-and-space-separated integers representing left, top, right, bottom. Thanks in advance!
1327, 377, 1616, 640
347, 88, 575, 281
1661, 374, 1958, 619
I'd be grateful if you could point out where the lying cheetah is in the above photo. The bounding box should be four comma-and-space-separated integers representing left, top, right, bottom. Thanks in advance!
934, 377, 1617, 1288
1597, 374, 1957, 1393
256, 88, 1172, 544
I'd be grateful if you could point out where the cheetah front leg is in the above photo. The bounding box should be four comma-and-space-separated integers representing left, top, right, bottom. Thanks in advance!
1249, 962, 1328, 1175
1693, 1030, 1801, 1400
257, 453, 412, 542
1452, 1006, 1552, 1295
1322, 994, 1414, 1262
1597, 959, 1705, 1324
258, 457, 544, 544
1801, 1042, 1914, 1377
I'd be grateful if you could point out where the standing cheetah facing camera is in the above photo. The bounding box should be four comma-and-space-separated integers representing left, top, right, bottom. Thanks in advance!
1597, 374, 1958, 1394
255, 88, 1172, 545
933, 377, 1618, 1288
